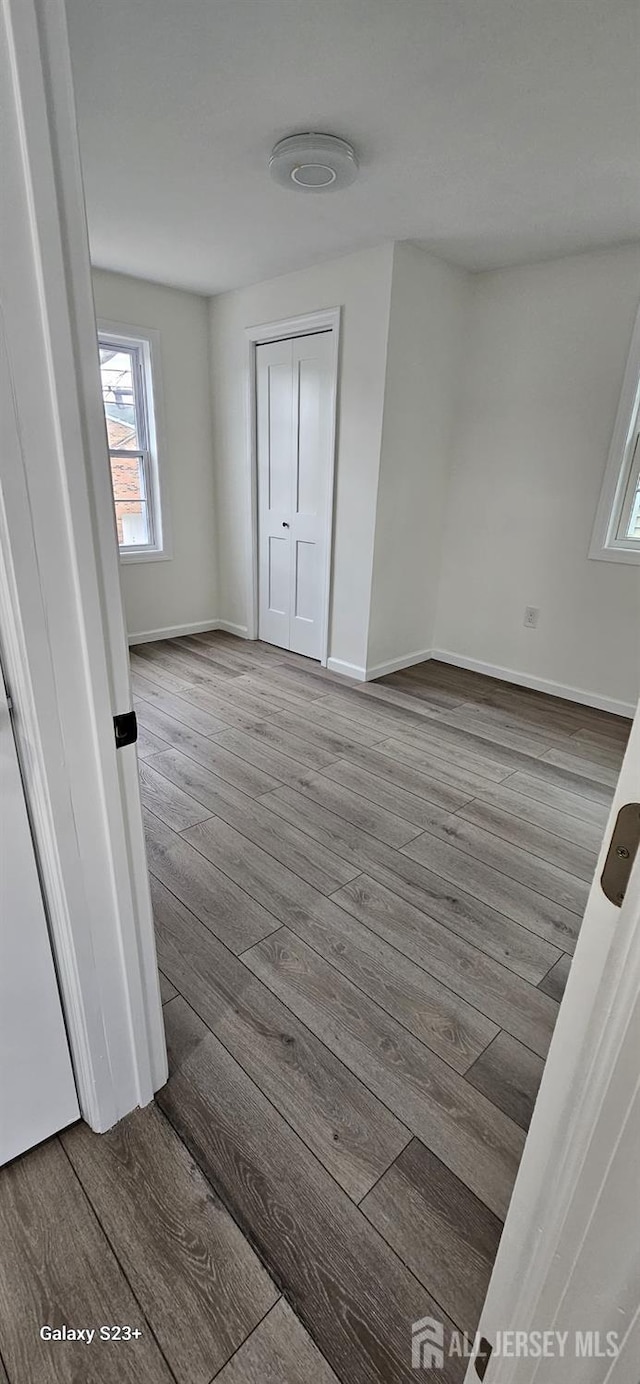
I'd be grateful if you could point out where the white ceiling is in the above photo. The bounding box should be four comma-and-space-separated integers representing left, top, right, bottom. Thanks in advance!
65, 0, 640, 296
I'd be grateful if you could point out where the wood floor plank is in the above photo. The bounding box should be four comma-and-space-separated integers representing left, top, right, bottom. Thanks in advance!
130, 649, 193, 694
387, 716, 545, 777
175, 634, 249, 675
271, 706, 385, 754
148, 747, 358, 894
187, 632, 287, 673
62, 1105, 278, 1384
144, 808, 279, 953
163, 666, 299, 722
540, 745, 620, 789
136, 725, 170, 760
571, 724, 629, 754
158, 970, 178, 1004
179, 817, 497, 1073
519, 757, 614, 805
433, 705, 554, 758
443, 700, 574, 752
238, 672, 328, 712
281, 770, 423, 848
263, 786, 560, 984
401, 830, 582, 955
214, 1300, 340, 1384
407, 699, 624, 791
231, 717, 340, 770
243, 929, 525, 1218
320, 757, 457, 833
0, 1138, 174, 1384
132, 657, 261, 728
457, 780, 604, 855
174, 682, 283, 732
141, 641, 241, 685
138, 661, 290, 730
159, 996, 465, 1384
500, 771, 610, 826
152, 877, 410, 1200
196, 631, 289, 666
457, 680, 605, 735
211, 728, 321, 791
376, 735, 509, 790
380, 670, 466, 711
456, 796, 597, 881
284, 899, 501, 1074
421, 813, 590, 912
466, 1032, 545, 1131
538, 952, 572, 1003
287, 698, 394, 746
138, 760, 214, 831
134, 643, 224, 688
133, 672, 231, 737
454, 690, 591, 740
318, 686, 445, 739
361, 1138, 502, 1335
340, 741, 474, 811
332, 874, 558, 1058
163, 640, 251, 685
137, 650, 285, 731
238, 660, 335, 701
348, 677, 463, 721
136, 704, 280, 795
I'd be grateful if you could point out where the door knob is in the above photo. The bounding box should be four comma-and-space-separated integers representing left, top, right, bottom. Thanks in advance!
282, 521, 290, 528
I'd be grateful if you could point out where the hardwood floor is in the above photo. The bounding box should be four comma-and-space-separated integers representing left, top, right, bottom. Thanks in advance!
0, 634, 628, 1384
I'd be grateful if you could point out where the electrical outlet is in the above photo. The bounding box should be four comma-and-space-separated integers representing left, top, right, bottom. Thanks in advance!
524, 606, 540, 628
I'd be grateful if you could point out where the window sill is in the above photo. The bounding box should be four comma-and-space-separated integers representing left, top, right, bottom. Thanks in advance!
588, 544, 640, 567
119, 548, 172, 565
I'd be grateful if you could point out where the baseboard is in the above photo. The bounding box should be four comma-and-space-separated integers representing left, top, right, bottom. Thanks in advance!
326, 657, 367, 681
216, 621, 250, 639
365, 648, 433, 681
432, 649, 635, 719
127, 619, 220, 646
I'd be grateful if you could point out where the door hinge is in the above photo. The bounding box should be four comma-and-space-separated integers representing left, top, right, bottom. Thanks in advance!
474, 1337, 493, 1380
600, 803, 640, 906
113, 710, 138, 749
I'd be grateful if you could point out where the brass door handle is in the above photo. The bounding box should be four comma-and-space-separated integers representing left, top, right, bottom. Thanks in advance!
600, 803, 640, 905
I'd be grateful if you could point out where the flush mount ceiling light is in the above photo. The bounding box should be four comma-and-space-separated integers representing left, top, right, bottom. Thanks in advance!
269, 133, 359, 191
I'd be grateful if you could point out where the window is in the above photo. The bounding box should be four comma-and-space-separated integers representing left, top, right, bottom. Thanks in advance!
590, 304, 640, 565
98, 323, 168, 560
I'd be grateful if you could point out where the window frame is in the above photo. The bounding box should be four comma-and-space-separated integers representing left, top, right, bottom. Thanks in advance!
589, 301, 640, 566
97, 319, 171, 563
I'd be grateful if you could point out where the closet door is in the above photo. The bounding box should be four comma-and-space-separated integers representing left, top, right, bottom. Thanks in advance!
288, 331, 333, 658
0, 675, 79, 1165
256, 338, 295, 650
256, 331, 333, 659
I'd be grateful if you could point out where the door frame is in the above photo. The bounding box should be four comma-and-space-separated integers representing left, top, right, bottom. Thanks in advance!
245, 308, 341, 665
2, 0, 166, 1132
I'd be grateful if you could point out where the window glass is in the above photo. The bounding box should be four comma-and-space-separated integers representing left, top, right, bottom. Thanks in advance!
98, 333, 159, 553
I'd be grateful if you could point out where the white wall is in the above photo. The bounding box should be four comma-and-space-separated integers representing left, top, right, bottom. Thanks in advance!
92, 269, 218, 639
209, 244, 394, 673
435, 244, 640, 713
367, 242, 468, 673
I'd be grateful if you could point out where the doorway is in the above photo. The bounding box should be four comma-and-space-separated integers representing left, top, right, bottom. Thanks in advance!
248, 310, 340, 665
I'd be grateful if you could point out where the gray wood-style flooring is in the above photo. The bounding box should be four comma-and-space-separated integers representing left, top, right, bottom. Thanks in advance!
0, 635, 628, 1384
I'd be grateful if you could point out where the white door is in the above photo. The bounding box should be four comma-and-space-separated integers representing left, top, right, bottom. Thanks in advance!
466, 704, 640, 1382
0, 674, 79, 1164
256, 331, 333, 659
